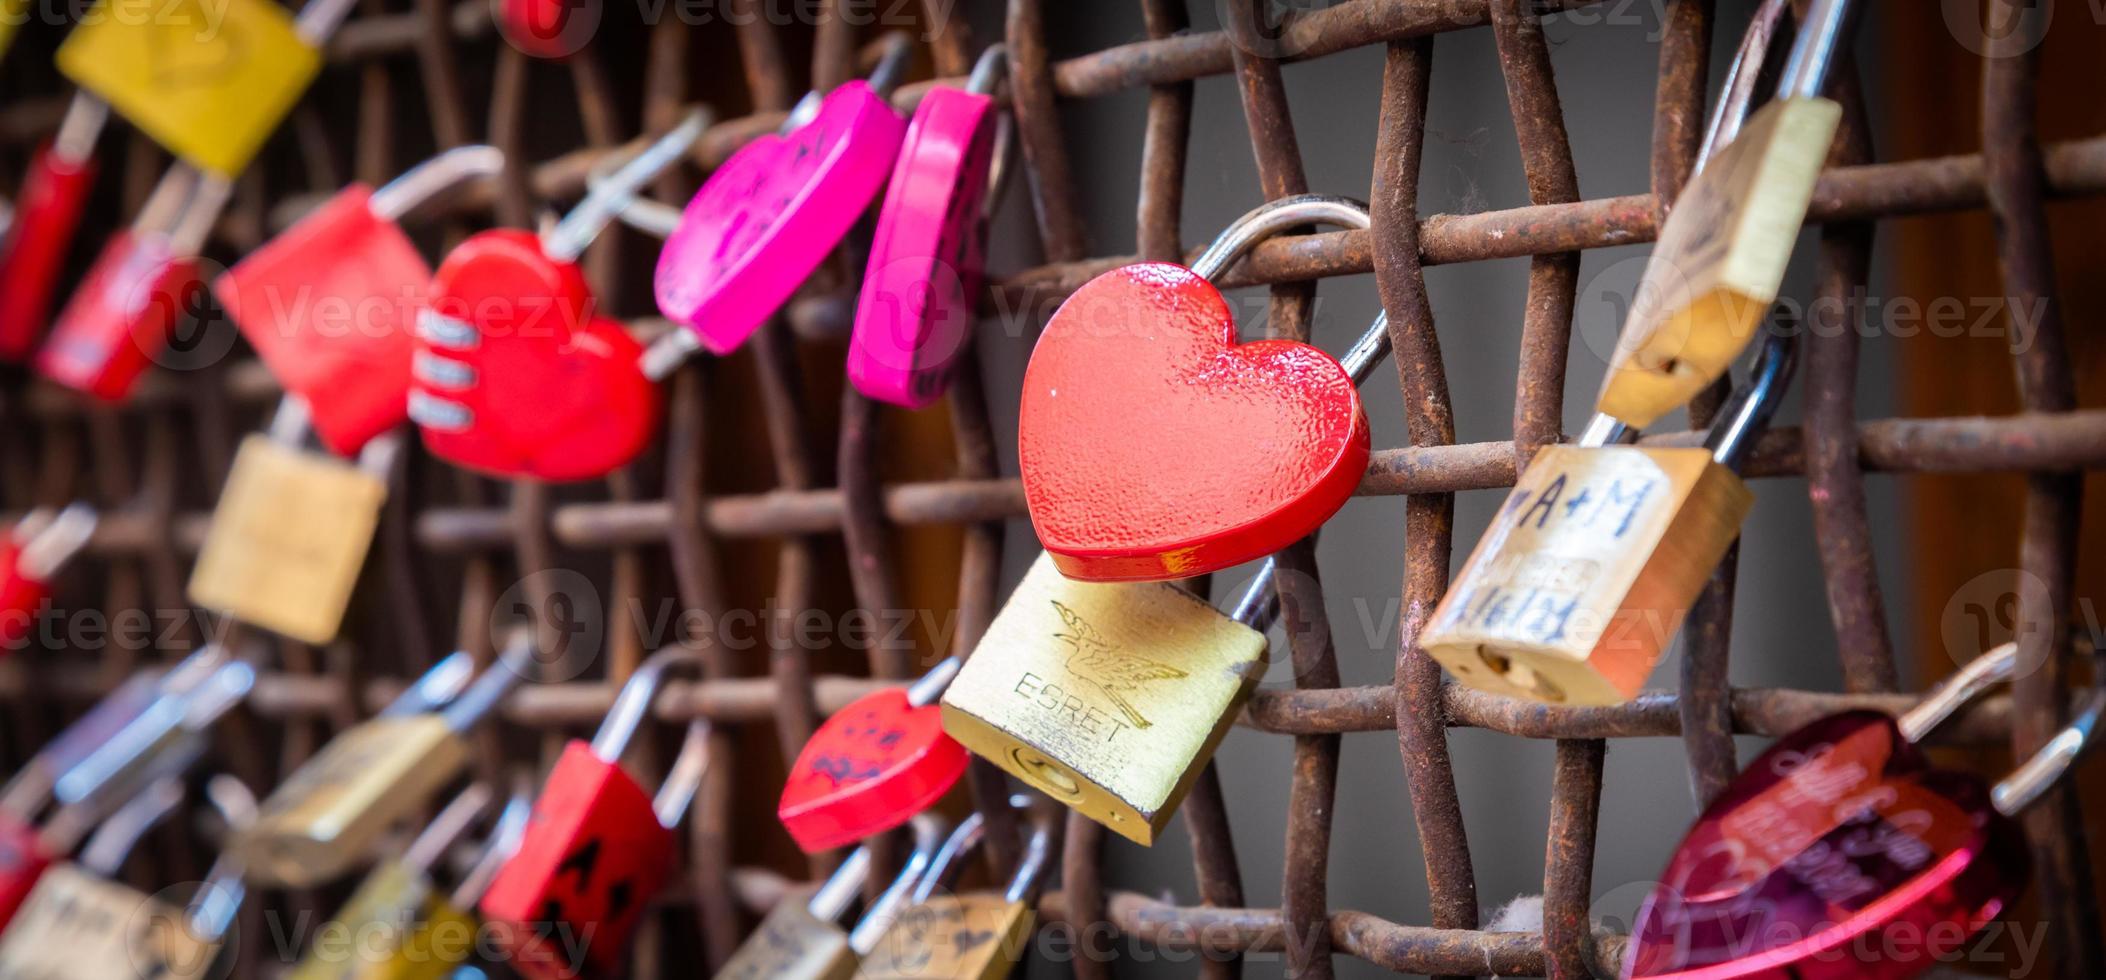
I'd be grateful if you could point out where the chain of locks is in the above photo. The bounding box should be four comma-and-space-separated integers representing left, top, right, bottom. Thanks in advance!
0, 0, 2094, 976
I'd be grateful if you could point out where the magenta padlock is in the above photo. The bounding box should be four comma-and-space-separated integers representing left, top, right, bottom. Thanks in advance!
652, 37, 913, 359
1624, 640, 2104, 979
848, 45, 1011, 409
214, 146, 504, 457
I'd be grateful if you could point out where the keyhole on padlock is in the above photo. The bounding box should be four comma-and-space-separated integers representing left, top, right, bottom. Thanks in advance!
1008, 746, 1085, 805
1475, 646, 1567, 704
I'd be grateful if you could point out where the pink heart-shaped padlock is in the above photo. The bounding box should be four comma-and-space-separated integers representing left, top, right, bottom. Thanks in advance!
848, 85, 999, 409
412, 229, 659, 482
654, 81, 906, 356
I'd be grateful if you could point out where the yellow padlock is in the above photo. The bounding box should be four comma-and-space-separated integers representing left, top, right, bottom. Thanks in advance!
856, 802, 1054, 980
716, 817, 951, 980
188, 399, 395, 645
0, 0, 26, 61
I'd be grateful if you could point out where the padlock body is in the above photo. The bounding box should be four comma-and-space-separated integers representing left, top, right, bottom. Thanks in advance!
239, 714, 470, 887
290, 861, 478, 980
1422, 445, 1752, 706
1598, 97, 1842, 427
0, 144, 98, 361
188, 434, 388, 644
479, 740, 675, 980
0, 556, 50, 652
941, 553, 1268, 846
855, 893, 1033, 980
779, 687, 969, 854
214, 184, 427, 456
35, 231, 202, 402
0, 863, 219, 978
0, 814, 53, 931
714, 901, 857, 980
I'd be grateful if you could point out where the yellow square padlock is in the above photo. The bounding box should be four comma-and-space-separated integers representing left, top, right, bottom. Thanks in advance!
56, 0, 320, 177
0, 0, 27, 61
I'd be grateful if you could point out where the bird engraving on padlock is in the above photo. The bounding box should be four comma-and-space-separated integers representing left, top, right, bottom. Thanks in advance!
238, 643, 529, 888
655, 37, 914, 356
715, 817, 949, 980
187, 403, 391, 645
855, 800, 1053, 980
779, 657, 968, 854
940, 552, 1280, 846
1423, 333, 1796, 706
1596, 0, 1850, 427
849, 44, 1009, 409
480, 647, 712, 980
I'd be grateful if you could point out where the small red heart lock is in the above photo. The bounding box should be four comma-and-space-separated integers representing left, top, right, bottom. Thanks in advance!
1019, 262, 1370, 582
495, 0, 600, 58
411, 229, 658, 482
779, 681, 968, 853
0, 141, 98, 362
34, 231, 203, 402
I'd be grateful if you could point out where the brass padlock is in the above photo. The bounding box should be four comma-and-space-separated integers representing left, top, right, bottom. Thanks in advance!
1595, 0, 1850, 427
715, 816, 950, 980
0, 775, 256, 980
940, 552, 1282, 846
188, 396, 398, 644
1422, 332, 1796, 706
856, 802, 1055, 980
288, 782, 533, 980
237, 639, 531, 888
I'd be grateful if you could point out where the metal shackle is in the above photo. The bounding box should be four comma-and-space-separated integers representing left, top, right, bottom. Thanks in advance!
368, 145, 507, 224
400, 783, 496, 881
381, 651, 480, 720
1698, 0, 1856, 166
438, 631, 537, 733
11, 503, 96, 582
846, 813, 951, 953
908, 794, 1056, 907
451, 782, 535, 908
1700, 328, 1797, 472
545, 108, 710, 264
590, 645, 707, 762
74, 777, 185, 877
184, 775, 261, 947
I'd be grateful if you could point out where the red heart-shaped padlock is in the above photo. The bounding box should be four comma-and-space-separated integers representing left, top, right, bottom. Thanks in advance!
1625, 711, 2029, 979
778, 687, 967, 853
1019, 262, 1370, 582
411, 229, 658, 482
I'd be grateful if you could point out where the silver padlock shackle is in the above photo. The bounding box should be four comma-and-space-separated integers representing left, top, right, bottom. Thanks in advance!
451, 780, 534, 909
906, 656, 963, 707
380, 650, 480, 719
439, 630, 537, 733
38, 732, 201, 858
74, 776, 184, 877
845, 813, 951, 954
583, 106, 720, 241
1700, 328, 1796, 472
52, 91, 109, 169
182, 775, 260, 947
1887, 635, 2106, 817
965, 44, 1017, 219
591, 645, 706, 761
907, 793, 1050, 906
1697, 0, 1854, 165
400, 782, 495, 881
1776, 0, 1853, 103
544, 108, 710, 265
55, 656, 255, 809
9, 502, 96, 582
369, 145, 507, 224
652, 720, 712, 829
808, 812, 951, 929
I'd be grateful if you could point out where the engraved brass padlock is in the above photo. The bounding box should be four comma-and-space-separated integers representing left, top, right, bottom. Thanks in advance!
941, 552, 1284, 846
856, 802, 1055, 980
1596, 0, 1850, 427
188, 396, 397, 644
715, 817, 950, 980
288, 782, 533, 980
1423, 332, 1796, 706
237, 641, 529, 887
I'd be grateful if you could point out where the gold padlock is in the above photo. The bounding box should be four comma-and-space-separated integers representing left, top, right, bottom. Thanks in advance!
856, 802, 1054, 980
0, 775, 255, 980
716, 817, 950, 980
288, 782, 532, 980
188, 397, 396, 644
1423, 333, 1795, 706
236, 639, 530, 888
940, 552, 1279, 846
1595, 0, 1848, 427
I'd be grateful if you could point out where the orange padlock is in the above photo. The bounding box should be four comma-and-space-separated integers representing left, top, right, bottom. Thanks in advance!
479, 647, 711, 979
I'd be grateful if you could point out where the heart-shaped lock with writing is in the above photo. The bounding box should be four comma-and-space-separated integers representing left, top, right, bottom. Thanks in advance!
848, 44, 1009, 409
216, 146, 504, 457
1019, 195, 1376, 582
480, 647, 712, 980
779, 658, 968, 853
0, 96, 103, 362
0, 504, 96, 651
412, 115, 703, 482
1623, 639, 2103, 979
655, 38, 912, 356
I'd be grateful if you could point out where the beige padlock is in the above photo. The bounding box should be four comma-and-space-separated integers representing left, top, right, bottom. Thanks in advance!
856, 801, 1054, 980
715, 816, 950, 980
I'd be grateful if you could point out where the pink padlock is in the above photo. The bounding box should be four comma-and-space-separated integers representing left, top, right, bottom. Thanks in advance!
652, 37, 913, 359
848, 45, 1010, 410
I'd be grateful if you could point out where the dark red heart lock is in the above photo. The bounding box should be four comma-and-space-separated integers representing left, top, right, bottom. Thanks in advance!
215, 147, 505, 457
779, 657, 969, 853
847, 45, 1009, 409
1624, 641, 2106, 979
481, 648, 711, 979
0, 101, 101, 362
0, 505, 96, 652
1020, 195, 1394, 582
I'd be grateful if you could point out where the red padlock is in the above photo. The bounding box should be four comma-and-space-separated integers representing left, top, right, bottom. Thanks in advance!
0, 756, 188, 931
410, 115, 703, 482
0, 504, 96, 651
215, 146, 504, 457
0, 96, 106, 361
480, 647, 711, 979
35, 166, 229, 402
495, 0, 600, 59
779, 657, 968, 853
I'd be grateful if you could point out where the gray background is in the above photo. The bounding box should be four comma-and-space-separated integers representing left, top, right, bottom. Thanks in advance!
960, 2, 1905, 976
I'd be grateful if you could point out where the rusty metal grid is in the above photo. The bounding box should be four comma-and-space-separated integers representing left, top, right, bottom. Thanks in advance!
0, 0, 2103, 976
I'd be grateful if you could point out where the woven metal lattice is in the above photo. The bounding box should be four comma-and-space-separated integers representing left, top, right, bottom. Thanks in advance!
1, 0, 2102, 977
